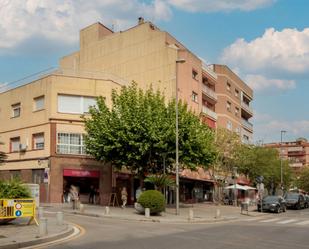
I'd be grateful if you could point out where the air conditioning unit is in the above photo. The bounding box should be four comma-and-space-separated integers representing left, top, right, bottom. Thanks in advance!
19, 144, 27, 152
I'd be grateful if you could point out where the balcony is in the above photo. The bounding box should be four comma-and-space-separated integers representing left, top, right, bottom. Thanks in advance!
290, 162, 303, 168
202, 63, 218, 80
241, 118, 253, 131
241, 101, 253, 116
202, 84, 217, 101
202, 105, 217, 120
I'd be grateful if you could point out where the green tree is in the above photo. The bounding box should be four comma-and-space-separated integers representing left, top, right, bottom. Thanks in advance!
236, 145, 293, 193
296, 168, 309, 192
84, 83, 216, 177
144, 174, 175, 191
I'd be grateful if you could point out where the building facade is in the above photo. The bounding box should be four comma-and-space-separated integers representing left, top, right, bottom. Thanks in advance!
265, 138, 309, 173
0, 19, 253, 204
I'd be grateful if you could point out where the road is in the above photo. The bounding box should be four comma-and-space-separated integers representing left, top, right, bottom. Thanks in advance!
45, 208, 309, 249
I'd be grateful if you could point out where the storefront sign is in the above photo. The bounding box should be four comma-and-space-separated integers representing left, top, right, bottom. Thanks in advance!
63, 169, 100, 178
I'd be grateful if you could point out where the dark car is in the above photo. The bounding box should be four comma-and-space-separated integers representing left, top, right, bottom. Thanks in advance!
284, 193, 305, 209
257, 195, 286, 213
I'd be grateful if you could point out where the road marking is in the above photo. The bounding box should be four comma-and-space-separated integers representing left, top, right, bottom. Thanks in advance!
277, 219, 297, 224
295, 220, 309, 226
260, 218, 280, 223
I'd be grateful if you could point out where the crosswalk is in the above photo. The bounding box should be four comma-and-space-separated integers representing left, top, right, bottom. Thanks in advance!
245, 217, 309, 226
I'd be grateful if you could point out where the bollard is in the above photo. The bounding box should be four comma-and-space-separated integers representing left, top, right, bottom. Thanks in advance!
56, 211, 63, 225
215, 209, 221, 219
39, 218, 48, 237
105, 206, 110, 215
38, 207, 44, 219
79, 203, 85, 213
188, 208, 194, 220
145, 208, 150, 218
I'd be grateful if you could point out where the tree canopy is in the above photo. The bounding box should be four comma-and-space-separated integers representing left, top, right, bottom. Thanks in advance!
84, 83, 216, 177
296, 168, 309, 192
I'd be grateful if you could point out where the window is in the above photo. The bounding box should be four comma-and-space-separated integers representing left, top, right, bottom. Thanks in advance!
227, 120, 232, 131
192, 70, 198, 80
10, 137, 20, 152
58, 95, 96, 114
235, 89, 239, 98
226, 82, 231, 92
10, 170, 21, 180
57, 133, 85, 155
191, 92, 198, 103
33, 133, 44, 150
11, 103, 21, 118
235, 107, 239, 117
32, 169, 44, 184
226, 101, 231, 112
34, 96, 45, 111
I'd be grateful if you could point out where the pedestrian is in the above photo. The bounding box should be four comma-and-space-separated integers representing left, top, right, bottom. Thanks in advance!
70, 185, 79, 210
89, 185, 96, 204
121, 187, 128, 208
135, 186, 142, 201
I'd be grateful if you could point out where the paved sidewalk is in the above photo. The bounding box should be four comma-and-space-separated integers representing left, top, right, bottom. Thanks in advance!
0, 213, 73, 249
42, 202, 269, 224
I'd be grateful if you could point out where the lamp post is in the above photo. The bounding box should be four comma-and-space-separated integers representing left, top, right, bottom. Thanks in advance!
233, 167, 238, 206
175, 58, 186, 215
280, 130, 287, 191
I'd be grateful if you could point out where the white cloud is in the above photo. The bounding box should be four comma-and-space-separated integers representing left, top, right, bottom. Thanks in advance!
0, 0, 172, 53
222, 27, 309, 75
245, 74, 296, 91
167, 0, 276, 12
254, 119, 309, 143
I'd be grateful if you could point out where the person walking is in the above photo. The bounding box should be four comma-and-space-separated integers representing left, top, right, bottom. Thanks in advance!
89, 185, 96, 204
121, 187, 128, 208
70, 185, 79, 210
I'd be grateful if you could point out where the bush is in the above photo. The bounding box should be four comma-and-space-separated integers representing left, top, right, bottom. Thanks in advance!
137, 190, 165, 214
0, 179, 31, 199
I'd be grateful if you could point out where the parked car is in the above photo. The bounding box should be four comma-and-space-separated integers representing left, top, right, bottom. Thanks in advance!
304, 195, 309, 208
257, 195, 286, 213
284, 193, 305, 210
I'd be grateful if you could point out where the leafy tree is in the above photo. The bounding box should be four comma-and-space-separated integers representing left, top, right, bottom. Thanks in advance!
0, 141, 7, 165
236, 145, 293, 193
296, 168, 309, 192
84, 83, 216, 177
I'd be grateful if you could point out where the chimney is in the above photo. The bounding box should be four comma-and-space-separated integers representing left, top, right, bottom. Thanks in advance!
138, 17, 144, 25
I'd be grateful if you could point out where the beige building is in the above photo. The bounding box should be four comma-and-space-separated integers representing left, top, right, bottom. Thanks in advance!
0, 19, 253, 203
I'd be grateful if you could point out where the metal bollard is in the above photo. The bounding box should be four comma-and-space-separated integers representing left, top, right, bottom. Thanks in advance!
39, 218, 48, 237
79, 203, 85, 213
105, 206, 110, 215
188, 208, 194, 220
215, 209, 221, 219
145, 208, 150, 218
56, 211, 63, 225
38, 207, 44, 219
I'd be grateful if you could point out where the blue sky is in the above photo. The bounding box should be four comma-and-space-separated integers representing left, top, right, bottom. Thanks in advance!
0, 0, 308, 143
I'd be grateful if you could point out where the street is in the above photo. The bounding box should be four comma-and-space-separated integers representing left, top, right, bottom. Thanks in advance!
44, 208, 309, 249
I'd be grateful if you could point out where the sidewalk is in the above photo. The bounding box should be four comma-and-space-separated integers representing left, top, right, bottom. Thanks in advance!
0, 213, 74, 249
42, 202, 268, 224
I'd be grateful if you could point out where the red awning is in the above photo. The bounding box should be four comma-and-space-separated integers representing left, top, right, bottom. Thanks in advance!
63, 169, 100, 178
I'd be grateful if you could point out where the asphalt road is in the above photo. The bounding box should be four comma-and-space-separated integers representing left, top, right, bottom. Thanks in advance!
45, 208, 309, 249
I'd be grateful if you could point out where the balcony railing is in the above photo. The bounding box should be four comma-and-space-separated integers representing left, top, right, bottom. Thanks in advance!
290, 162, 303, 168
202, 63, 218, 80
202, 105, 217, 120
202, 85, 217, 101
241, 101, 253, 115
241, 119, 253, 131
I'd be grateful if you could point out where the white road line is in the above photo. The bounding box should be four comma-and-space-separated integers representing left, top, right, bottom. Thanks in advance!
295, 220, 309, 226
277, 219, 297, 224
259, 218, 280, 223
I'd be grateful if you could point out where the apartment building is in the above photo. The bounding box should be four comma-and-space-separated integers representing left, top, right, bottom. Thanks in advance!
0, 69, 128, 203
212, 65, 253, 143
0, 19, 253, 204
265, 138, 309, 173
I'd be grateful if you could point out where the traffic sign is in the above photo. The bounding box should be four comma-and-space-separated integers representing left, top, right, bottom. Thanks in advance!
15, 210, 22, 217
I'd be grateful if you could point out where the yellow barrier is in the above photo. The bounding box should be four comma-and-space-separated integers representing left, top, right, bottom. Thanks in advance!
0, 199, 38, 225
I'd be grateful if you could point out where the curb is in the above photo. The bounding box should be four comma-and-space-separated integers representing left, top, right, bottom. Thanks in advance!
64, 210, 239, 224
0, 224, 75, 249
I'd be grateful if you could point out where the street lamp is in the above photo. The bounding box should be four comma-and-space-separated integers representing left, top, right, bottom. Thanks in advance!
233, 167, 238, 206
280, 130, 287, 191
175, 58, 186, 215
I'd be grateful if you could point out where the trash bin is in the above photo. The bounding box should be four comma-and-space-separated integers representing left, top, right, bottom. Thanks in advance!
241, 202, 249, 215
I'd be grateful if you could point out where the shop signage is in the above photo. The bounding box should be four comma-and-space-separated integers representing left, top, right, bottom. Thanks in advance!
63, 169, 100, 178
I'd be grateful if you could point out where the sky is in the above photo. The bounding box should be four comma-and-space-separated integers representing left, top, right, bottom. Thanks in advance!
0, 0, 308, 144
